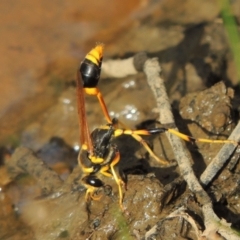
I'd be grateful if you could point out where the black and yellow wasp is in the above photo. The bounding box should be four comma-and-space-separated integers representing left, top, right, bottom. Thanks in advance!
76, 44, 238, 210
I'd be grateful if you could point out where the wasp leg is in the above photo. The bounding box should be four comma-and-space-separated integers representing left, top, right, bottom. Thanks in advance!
114, 127, 239, 165
85, 87, 112, 124
99, 160, 125, 210
149, 128, 239, 146
131, 133, 168, 165
109, 152, 125, 211
96, 90, 112, 124
99, 165, 112, 177
85, 187, 102, 201
100, 165, 126, 188
113, 128, 169, 165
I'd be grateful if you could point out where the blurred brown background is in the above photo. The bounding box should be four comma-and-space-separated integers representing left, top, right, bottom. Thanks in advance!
0, 0, 239, 146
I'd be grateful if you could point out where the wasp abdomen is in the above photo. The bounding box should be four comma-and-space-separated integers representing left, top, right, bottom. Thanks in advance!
80, 59, 101, 87
80, 44, 103, 88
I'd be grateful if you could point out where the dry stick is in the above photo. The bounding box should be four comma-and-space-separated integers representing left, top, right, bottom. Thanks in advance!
7, 146, 63, 194
101, 52, 148, 78
200, 122, 240, 186
102, 57, 137, 78
143, 58, 207, 198
143, 57, 240, 240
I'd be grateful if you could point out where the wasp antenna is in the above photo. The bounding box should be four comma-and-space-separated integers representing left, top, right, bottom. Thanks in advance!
95, 42, 104, 48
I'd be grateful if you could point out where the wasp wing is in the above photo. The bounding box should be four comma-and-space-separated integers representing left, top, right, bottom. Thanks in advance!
76, 70, 93, 155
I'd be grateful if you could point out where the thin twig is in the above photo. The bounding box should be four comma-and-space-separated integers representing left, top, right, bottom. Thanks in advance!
144, 58, 207, 199
144, 206, 203, 239
102, 57, 137, 78
101, 52, 148, 78
200, 121, 240, 186
166, 206, 202, 239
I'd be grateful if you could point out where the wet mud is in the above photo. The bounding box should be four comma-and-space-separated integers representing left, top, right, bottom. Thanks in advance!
1, 79, 240, 239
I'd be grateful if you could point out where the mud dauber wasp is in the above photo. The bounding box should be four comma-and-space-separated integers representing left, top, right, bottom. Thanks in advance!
76, 44, 239, 210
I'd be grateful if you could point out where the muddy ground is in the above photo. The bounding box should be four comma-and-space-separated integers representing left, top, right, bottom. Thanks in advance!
1, 77, 240, 240
1, 1, 240, 240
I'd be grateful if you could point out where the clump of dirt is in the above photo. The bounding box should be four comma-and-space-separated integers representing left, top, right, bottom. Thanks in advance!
178, 81, 237, 164
179, 81, 235, 135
